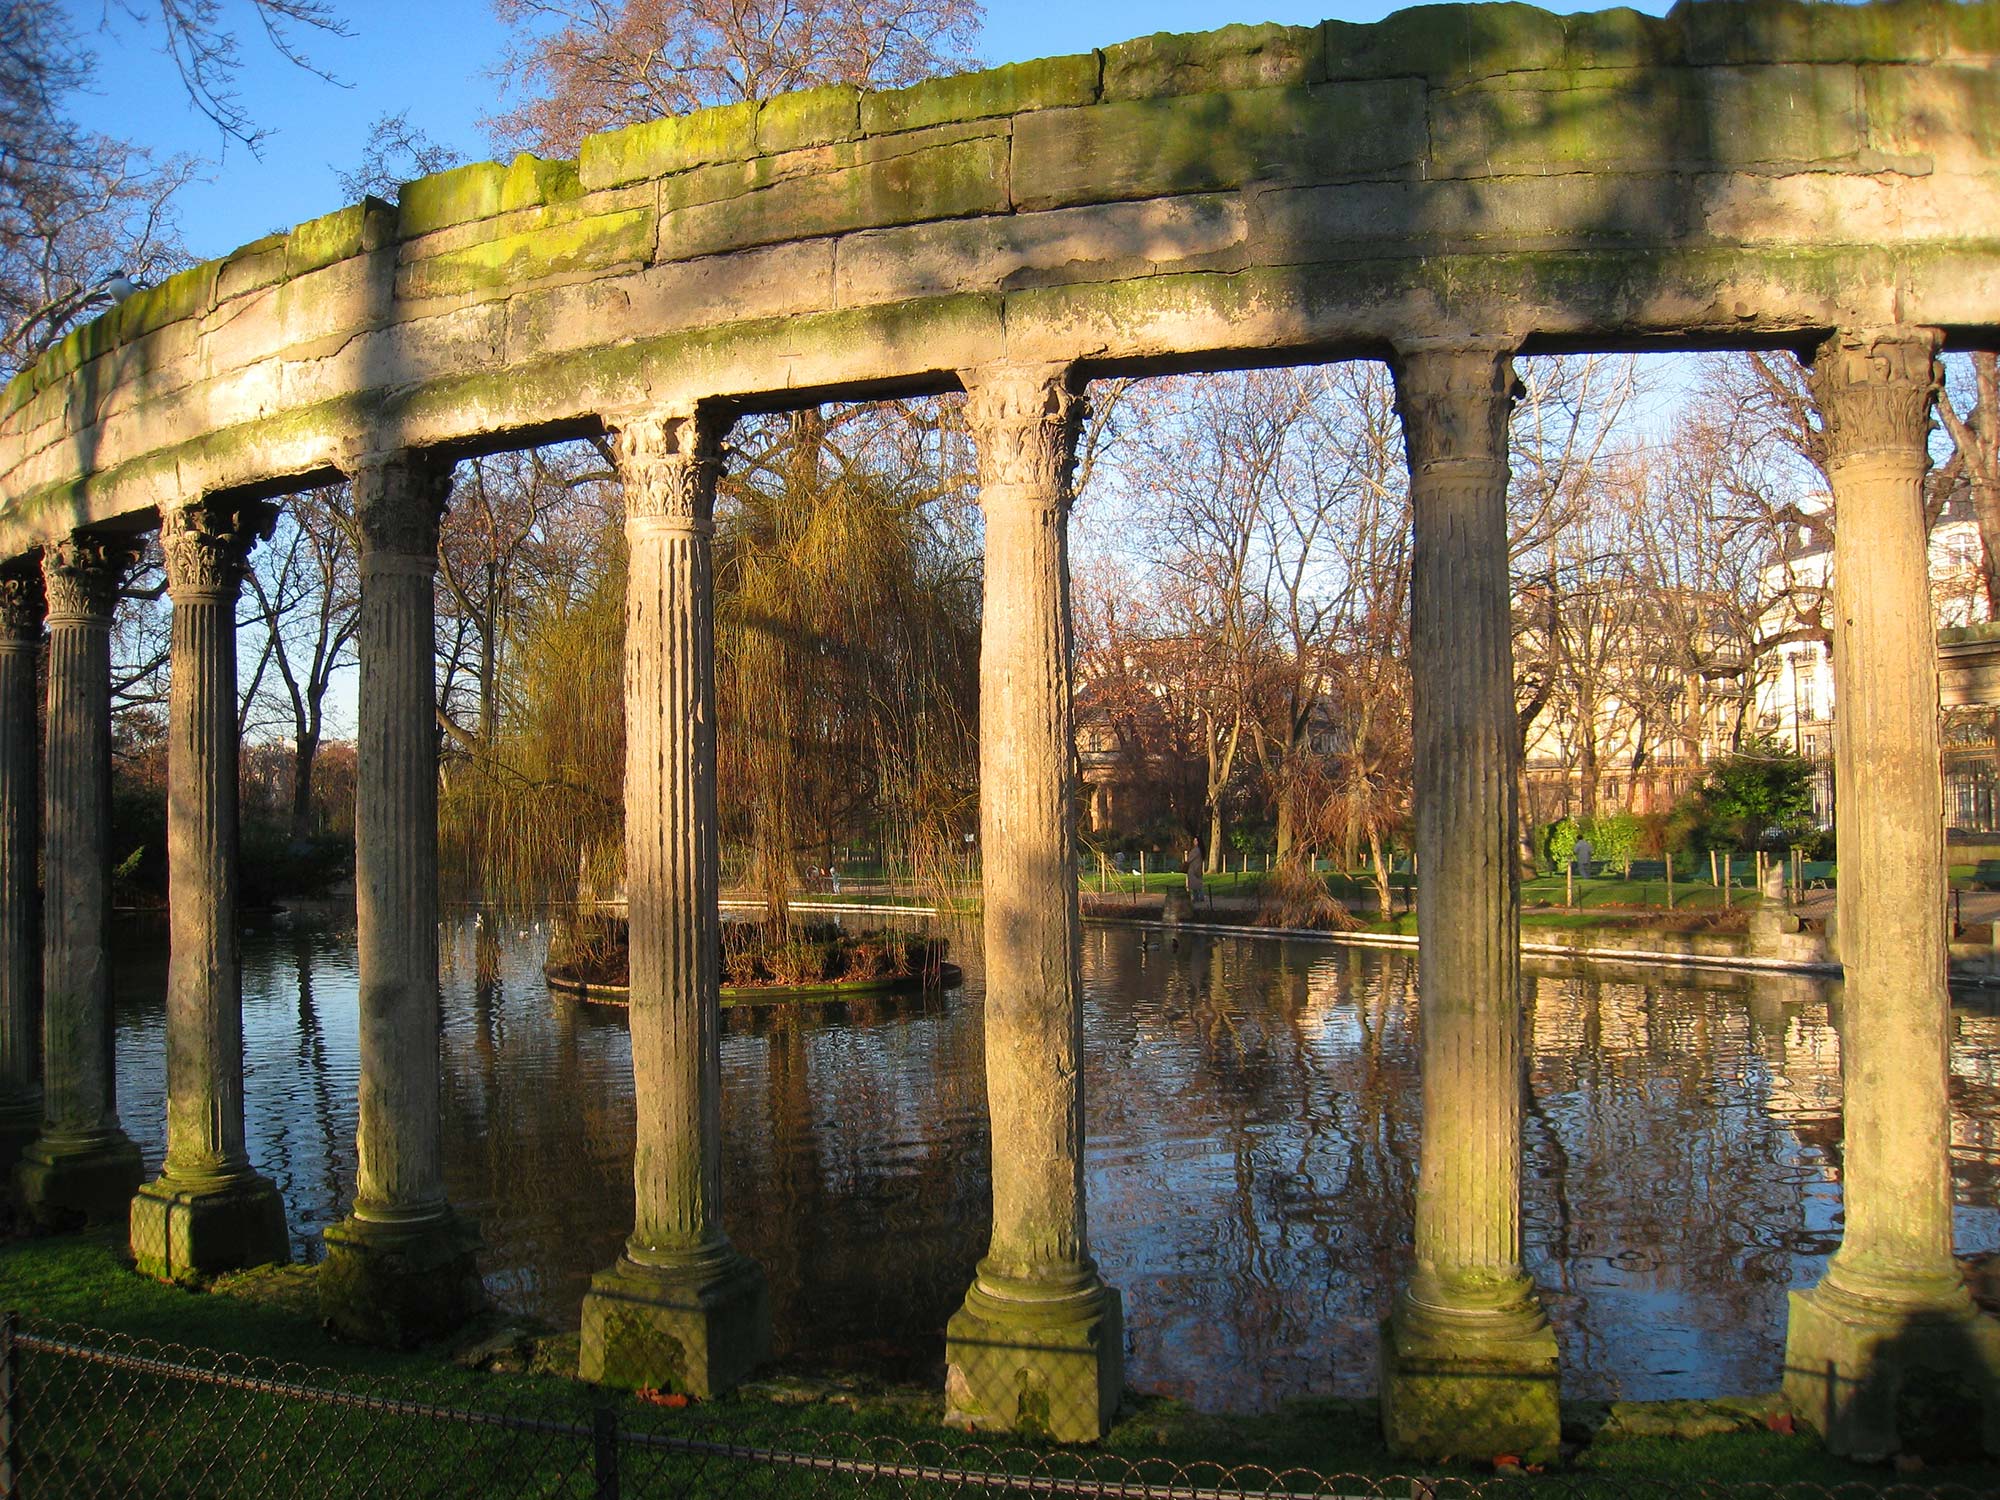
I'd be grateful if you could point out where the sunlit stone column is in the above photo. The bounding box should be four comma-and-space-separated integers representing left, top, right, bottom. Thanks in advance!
1784, 328, 2000, 1459
0, 559, 42, 1182
320, 452, 485, 1344
15, 533, 144, 1227
579, 405, 769, 1396
129, 500, 289, 1279
944, 364, 1123, 1443
1379, 347, 1559, 1463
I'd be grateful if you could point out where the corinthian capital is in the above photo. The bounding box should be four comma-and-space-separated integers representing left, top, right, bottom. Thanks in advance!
0, 559, 43, 642
348, 449, 454, 558
161, 500, 273, 603
610, 407, 729, 530
962, 364, 1085, 504
1393, 346, 1519, 474
1808, 328, 1943, 471
42, 533, 144, 625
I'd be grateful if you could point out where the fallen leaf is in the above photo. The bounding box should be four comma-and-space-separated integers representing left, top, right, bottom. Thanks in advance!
1764, 1412, 1795, 1435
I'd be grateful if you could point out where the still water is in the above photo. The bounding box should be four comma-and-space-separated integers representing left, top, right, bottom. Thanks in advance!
107, 914, 2000, 1413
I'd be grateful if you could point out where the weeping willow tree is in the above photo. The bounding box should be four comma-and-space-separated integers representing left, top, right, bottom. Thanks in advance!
437, 405, 983, 915
716, 403, 982, 924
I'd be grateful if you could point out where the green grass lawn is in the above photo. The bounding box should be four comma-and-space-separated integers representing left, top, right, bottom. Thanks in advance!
0, 1231, 1991, 1495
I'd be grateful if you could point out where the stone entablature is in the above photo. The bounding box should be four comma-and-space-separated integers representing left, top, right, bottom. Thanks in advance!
1, 0, 1998, 553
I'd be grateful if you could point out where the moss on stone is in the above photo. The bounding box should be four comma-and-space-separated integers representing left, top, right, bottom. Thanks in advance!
285, 203, 375, 279
1102, 22, 1327, 100
577, 100, 758, 191
860, 54, 1100, 135
398, 208, 654, 302
756, 85, 861, 155
1562, 6, 1684, 70
214, 234, 291, 301
398, 161, 511, 237
1325, 2, 1567, 82
501, 153, 583, 213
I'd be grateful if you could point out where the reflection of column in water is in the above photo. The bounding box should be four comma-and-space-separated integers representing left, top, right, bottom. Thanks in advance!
290, 927, 347, 1251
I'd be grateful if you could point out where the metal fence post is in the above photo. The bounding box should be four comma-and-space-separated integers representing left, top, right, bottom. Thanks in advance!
1, 1310, 18, 1500
592, 1404, 618, 1500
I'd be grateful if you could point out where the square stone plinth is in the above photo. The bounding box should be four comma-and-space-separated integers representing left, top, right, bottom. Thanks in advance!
14, 1130, 142, 1230
130, 1173, 289, 1282
579, 1253, 769, 1397
1379, 1311, 1561, 1465
945, 1284, 1124, 1443
320, 1211, 485, 1347
1785, 1283, 2000, 1461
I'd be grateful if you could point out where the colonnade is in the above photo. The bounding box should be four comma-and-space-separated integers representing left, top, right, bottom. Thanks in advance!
0, 329, 1990, 1456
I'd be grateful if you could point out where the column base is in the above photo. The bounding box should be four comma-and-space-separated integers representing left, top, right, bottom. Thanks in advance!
579, 1247, 770, 1397
320, 1209, 485, 1347
1379, 1291, 1562, 1464
130, 1170, 289, 1283
1784, 1277, 2000, 1461
0, 1095, 40, 1198
14, 1128, 143, 1230
944, 1270, 1125, 1443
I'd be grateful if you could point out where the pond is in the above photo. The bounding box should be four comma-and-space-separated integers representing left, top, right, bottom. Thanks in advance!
105, 913, 2000, 1414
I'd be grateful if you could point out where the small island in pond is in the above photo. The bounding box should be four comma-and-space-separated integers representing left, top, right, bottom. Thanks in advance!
544, 915, 960, 1006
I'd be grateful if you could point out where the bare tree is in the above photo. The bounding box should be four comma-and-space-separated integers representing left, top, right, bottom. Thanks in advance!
1940, 353, 2000, 614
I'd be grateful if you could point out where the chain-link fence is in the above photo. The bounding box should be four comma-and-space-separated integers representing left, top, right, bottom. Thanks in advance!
0, 1314, 1993, 1500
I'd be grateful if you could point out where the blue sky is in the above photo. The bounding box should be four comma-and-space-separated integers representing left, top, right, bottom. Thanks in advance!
68, 0, 1673, 264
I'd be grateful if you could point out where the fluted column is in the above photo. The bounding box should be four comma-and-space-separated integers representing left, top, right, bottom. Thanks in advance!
320, 452, 484, 1345
0, 560, 42, 1181
129, 500, 289, 1279
1379, 347, 1559, 1463
1784, 328, 2000, 1458
15, 534, 143, 1226
943, 364, 1123, 1444
579, 405, 769, 1397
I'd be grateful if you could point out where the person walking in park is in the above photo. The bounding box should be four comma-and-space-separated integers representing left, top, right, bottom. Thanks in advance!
1185, 842, 1206, 906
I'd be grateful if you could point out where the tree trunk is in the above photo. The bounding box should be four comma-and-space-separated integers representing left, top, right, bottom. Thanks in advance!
290, 729, 320, 842
1368, 829, 1392, 919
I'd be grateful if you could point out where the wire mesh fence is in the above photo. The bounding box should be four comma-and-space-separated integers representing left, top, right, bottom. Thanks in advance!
1, 1314, 1995, 1500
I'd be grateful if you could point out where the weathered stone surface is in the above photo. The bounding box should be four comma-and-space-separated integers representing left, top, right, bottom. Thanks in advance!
579, 1253, 769, 1396
0, 562, 40, 1188
860, 54, 1099, 135
1379, 1305, 1561, 1465
130, 1176, 289, 1283
320, 1210, 486, 1347
1, 2, 1997, 556
1010, 82, 1426, 212
1102, 23, 1325, 100
945, 1281, 1123, 1444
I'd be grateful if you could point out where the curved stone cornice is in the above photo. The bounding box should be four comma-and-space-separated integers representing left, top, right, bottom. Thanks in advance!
1, 0, 1997, 557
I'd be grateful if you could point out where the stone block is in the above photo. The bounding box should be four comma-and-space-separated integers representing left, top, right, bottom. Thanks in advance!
129, 1172, 289, 1283
861, 55, 1100, 136
757, 86, 861, 156
214, 235, 290, 302
320, 1210, 485, 1347
398, 162, 510, 237
578, 1252, 769, 1397
284, 203, 382, 280
1102, 23, 1325, 101
14, 1129, 143, 1230
397, 209, 655, 303
1784, 1282, 2000, 1460
1864, 62, 2000, 168
944, 1281, 1123, 1443
1561, 8, 1685, 71
1324, 3, 1567, 83
658, 134, 1010, 262
1379, 1309, 1561, 1465
578, 102, 759, 192
1010, 81, 1427, 213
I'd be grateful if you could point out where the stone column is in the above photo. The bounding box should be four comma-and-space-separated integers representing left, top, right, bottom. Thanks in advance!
15, 534, 144, 1227
943, 364, 1123, 1444
0, 559, 42, 1182
579, 405, 768, 1397
1784, 328, 2000, 1459
1379, 347, 1559, 1463
320, 452, 484, 1344
129, 500, 289, 1280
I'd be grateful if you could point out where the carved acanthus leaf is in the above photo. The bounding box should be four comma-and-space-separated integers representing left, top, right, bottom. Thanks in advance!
349, 450, 454, 557
611, 408, 728, 527
161, 500, 272, 601
963, 365, 1085, 501
0, 562, 43, 641
1393, 348, 1519, 473
1809, 328, 1943, 469
42, 534, 143, 623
